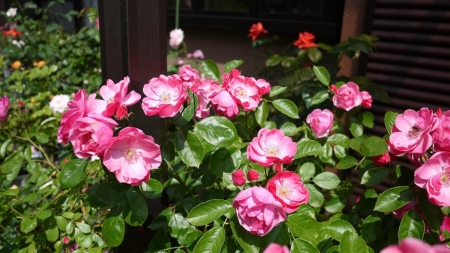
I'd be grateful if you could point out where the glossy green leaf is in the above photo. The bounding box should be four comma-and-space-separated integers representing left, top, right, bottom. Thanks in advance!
87, 183, 127, 209
324, 197, 346, 213
313, 172, 340, 189
328, 219, 356, 241
295, 140, 323, 159
255, 101, 268, 126
374, 186, 416, 212
291, 238, 320, 253
175, 130, 204, 168
358, 111, 374, 128
299, 162, 315, 181
399, 210, 425, 240
202, 60, 220, 81
361, 215, 381, 243
122, 190, 148, 226
268, 86, 287, 98
140, 178, 163, 199
197, 116, 238, 147
287, 214, 319, 243
186, 199, 232, 226
75, 229, 92, 248
307, 48, 322, 62
265, 54, 282, 67
418, 190, 443, 232
181, 92, 197, 124
361, 167, 389, 186
148, 230, 171, 252
103, 209, 125, 247
224, 59, 243, 72
306, 184, 324, 208
36, 132, 49, 144
230, 214, 260, 253
20, 215, 37, 234
46, 225, 59, 242
336, 156, 357, 170
360, 136, 388, 157
36, 209, 51, 220
326, 245, 340, 253
209, 146, 242, 176
60, 159, 88, 189
192, 227, 225, 253
55, 216, 68, 231
1, 151, 24, 186
340, 231, 368, 253
0, 139, 11, 157
76, 223, 91, 234
261, 223, 290, 249
310, 91, 330, 105
349, 117, 363, 137
169, 213, 202, 246
149, 207, 173, 230
385, 111, 398, 134
280, 122, 298, 136
327, 134, 350, 147
312, 66, 330, 86
272, 99, 299, 119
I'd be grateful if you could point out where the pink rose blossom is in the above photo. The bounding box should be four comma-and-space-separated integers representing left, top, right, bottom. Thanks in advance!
169, 28, 184, 49
100, 77, 141, 119
211, 89, 240, 119
306, 109, 334, 138
415, 152, 450, 206
380, 238, 450, 253
247, 169, 259, 181
62, 236, 69, 244
266, 171, 309, 213
192, 49, 204, 59
440, 215, 450, 241
192, 78, 221, 118
142, 74, 188, 118
389, 108, 438, 155
178, 65, 200, 89
255, 79, 271, 96
247, 128, 297, 168
373, 140, 397, 166
227, 76, 261, 111
433, 111, 450, 152
232, 186, 286, 236
58, 90, 107, 145
232, 169, 246, 186
332, 82, 363, 111
361, 91, 372, 108
263, 243, 290, 253
221, 69, 240, 90
103, 127, 162, 186
69, 113, 118, 159
0, 95, 10, 123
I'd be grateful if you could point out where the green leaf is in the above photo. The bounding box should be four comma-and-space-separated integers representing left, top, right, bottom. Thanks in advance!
210, 145, 242, 176
230, 214, 260, 253
295, 140, 323, 159
326, 245, 340, 253
186, 199, 232, 226
399, 210, 425, 240
66, 222, 74, 234
148, 230, 171, 252
328, 219, 356, 242
1, 151, 24, 186
175, 130, 204, 168
265, 54, 282, 67
36, 132, 49, 144
24, 2, 38, 8
312, 66, 330, 86
268, 86, 287, 98
418, 190, 443, 232
307, 48, 322, 63
36, 209, 52, 220
360, 136, 388, 157
261, 222, 290, 249
224, 60, 243, 72
374, 186, 416, 212
46, 225, 59, 242
76, 223, 91, 234
337, 156, 357, 170
310, 91, 330, 105
358, 111, 374, 128
255, 101, 268, 126
103, 209, 125, 247
202, 60, 220, 81
327, 134, 350, 147
192, 227, 225, 253
385, 112, 399, 134
349, 117, 363, 137
122, 190, 148, 226
324, 197, 346, 213
55, 216, 68, 231
280, 122, 298, 136
299, 162, 315, 181
361, 167, 389, 186
291, 238, 320, 253
169, 213, 202, 246
149, 208, 173, 230
305, 184, 324, 208
20, 215, 37, 234
313, 172, 340, 189
340, 231, 368, 253
87, 183, 127, 209
0, 139, 11, 158
272, 99, 299, 119
60, 159, 88, 189
197, 116, 238, 147
140, 178, 163, 199
75, 229, 92, 248
181, 92, 197, 124
361, 215, 381, 243
287, 214, 319, 243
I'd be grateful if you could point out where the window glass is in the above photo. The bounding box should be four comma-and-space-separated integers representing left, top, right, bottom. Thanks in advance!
203, 0, 250, 12
263, 0, 324, 16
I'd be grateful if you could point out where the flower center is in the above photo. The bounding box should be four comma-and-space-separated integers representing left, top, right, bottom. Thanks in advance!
264, 143, 281, 156
159, 92, 171, 103
124, 148, 138, 163
407, 125, 422, 140
441, 169, 450, 187
276, 184, 292, 201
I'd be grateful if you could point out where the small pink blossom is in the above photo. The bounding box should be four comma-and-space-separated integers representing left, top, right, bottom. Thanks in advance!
232, 169, 246, 186
0, 95, 10, 123
389, 108, 438, 155
232, 186, 286, 236
103, 127, 161, 186
361, 91, 372, 108
373, 140, 397, 166
440, 215, 450, 241
62, 236, 69, 244
415, 152, 450, 206
69, 113, 118, 159
332, 82, 363, 111
263, 243, 290, 253
247, 128, 297, 167
192, 49, 204, 59
380, 238, 450, 253
178, 65, 200, 89
306, 109, 334, 138
392, 200, 415, 219
142, 74, 188, 118
247, 169, 259, 181
221, 69, 240, 90
169, 28, 184, 49
266, 171, 309, 213
211, 89, 240, 119
255, 78, 271, 96
100, 77, 141, 119
433, 111, 450, 152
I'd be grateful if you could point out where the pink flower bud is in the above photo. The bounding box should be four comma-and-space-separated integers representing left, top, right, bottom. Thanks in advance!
247, 169, 259, 181
17, 100, 24, 107
62, 236, 69, 244
232, 169, 246, 186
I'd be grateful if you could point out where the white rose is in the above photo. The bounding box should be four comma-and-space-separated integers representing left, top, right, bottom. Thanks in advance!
169, 28, 184, 49
49, 94, 70, 113
6, 8, 17, 18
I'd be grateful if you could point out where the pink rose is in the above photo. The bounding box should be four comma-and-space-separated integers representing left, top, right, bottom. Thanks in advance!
247, 128, 297, 167
247, 169, 259, 181
263, 243, 290, 253
306, 109, 334, 138
440, 215, 450, 241
332, 82, 363, 111
103, 127, 161, 186
433, 111, 450, 152
221, 69, 240, 90
100, 77, 141, 119
211, 89, 240, 119
392, 200, 415, 219
266, 171, 309, 213
178, 65, 200, 89
142, 74, 188, 118
361, 91, 372, 108
414, 152, 450, 206
58, 90, 107, 145
227, 76, 261, 111
192, 49, 204, 59
380, 238, 450, 253
232, 169, 246, 186
192, 78, 221, 118
169, 28, 184, 49
69, 113, 118, 159
389, 108, 438, 155
373, 140, 397, 166
255, 78, 271, 96
232, 187, 286, 236
0, 95, 10, 123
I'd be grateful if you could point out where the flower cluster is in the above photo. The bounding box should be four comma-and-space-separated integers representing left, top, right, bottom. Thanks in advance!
330, 82, 372, 111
